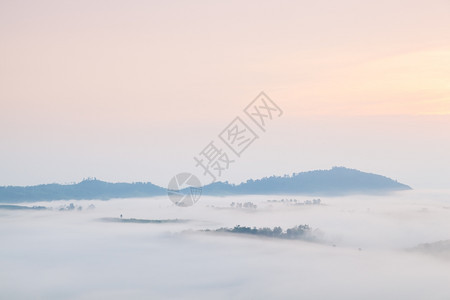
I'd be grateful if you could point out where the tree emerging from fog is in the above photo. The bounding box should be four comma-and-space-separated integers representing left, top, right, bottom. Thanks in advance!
210, 225, 313, 240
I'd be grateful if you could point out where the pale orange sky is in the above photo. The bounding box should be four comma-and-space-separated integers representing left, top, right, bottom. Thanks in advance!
0, 0, 449, 187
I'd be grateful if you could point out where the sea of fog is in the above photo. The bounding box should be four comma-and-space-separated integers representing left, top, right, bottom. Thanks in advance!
1, 190, 450, 299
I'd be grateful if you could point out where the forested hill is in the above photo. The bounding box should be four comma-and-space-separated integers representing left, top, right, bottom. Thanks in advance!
0, 167, 411, 203
0, 180, 166, 203
202, 167, 411, 195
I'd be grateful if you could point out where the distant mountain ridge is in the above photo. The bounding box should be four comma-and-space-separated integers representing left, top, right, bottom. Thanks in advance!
0, 180, 166, 203
202, 167, 411, 195
0, 167, 411, 203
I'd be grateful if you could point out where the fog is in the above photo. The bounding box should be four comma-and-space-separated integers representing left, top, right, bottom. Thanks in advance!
1, 190, 450, 299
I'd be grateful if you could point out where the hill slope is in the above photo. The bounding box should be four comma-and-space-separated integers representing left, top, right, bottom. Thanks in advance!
202, 167, 411, 195
0, 180, 166, 203
0, 167, 411, 203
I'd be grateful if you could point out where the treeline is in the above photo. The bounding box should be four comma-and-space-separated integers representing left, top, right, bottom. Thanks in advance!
0, 179, 166, 203
210, 225, 313, 240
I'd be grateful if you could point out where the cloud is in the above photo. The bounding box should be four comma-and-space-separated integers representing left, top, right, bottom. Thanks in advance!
1, 191, 450, 299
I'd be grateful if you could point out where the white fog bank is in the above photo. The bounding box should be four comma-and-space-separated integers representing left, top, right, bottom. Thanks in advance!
1, 189, 450, 299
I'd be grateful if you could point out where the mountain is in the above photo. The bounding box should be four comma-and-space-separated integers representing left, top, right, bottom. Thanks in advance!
0, 167, 411, 203
0, 180, 166, 203
202, 167, 411, 195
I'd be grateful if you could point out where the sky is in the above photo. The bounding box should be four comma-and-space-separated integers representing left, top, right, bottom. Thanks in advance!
1, 0, 449, 188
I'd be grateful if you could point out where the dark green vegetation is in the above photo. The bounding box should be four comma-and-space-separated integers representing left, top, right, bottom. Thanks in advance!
208, 225, 314, 240
98, 217, 188, 224
0, 167, 411, 203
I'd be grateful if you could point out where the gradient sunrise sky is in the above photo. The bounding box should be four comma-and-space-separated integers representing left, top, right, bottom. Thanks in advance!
1, 0, 449, 188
